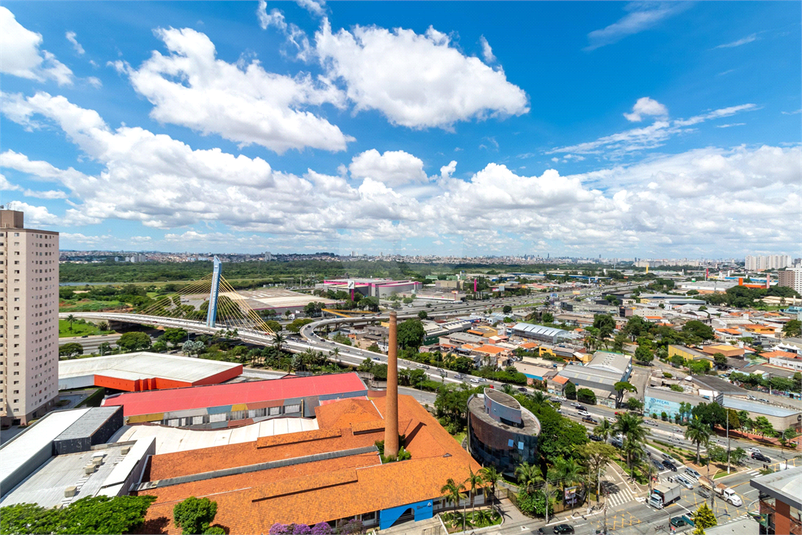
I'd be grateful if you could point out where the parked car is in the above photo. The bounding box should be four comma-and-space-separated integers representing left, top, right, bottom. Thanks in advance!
662, 460, 678, 471
752, 452, 772, 463
553, 525, 575, 534
674, 475, 694, 489
748, 447, 762, 454
685, 468, 702, 480
590, 434, 603, 442
670, 517, 688, 528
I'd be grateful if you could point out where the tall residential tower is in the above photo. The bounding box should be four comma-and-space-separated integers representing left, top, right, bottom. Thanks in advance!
0, 210, 60, 425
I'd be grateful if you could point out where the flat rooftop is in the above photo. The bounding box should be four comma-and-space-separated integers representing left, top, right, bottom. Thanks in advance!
1, 443, 130, 508
55, 406, 121, 442
114, 417, 319, 455
750, 465, 802, 510
0, 409, 89, 491
59, 352, 242, 384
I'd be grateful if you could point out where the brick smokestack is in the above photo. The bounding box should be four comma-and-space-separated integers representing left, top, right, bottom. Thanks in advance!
384, 311, 399, 459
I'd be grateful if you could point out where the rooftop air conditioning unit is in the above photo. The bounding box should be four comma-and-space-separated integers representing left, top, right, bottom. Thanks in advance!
64, 486, 77, 498
84, 464, 97, 475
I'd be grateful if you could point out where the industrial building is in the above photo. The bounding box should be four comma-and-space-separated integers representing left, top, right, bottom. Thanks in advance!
317, 278, 422, 299
644, 387, 802, 431
102, 373, 369, 427
0, 209, 60, 425
58, 352, 243, 392
0, 406, 153, 507
467, 388, 540, 478
509, 323, 579, 344
552, 351, 632, 406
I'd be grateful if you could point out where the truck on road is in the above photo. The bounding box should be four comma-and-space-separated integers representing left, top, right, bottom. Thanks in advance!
648, 483, 682, 509
699, 477, 743, 506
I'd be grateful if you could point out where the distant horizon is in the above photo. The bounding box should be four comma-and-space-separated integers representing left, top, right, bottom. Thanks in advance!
59, 248, 774, 264
2, 2, 799, 257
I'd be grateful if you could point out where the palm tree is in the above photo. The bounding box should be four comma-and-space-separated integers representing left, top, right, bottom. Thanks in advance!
464, 466, 484, 513
531, 390, 548, 406
515, 462, 543, 495
550, 457, 584, 508
685, 417, 712, 465
479, 466, 502, 505
441, 478, 467, 511
613, 412, 647, 478
66, 314, 75, 333
272, 332, 285, 354
502, 384, 514, 395
593, 419, 613, 441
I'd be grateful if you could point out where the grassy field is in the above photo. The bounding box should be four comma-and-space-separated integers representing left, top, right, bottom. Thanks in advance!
59, 299, 128, 313
59, 319, 115, 337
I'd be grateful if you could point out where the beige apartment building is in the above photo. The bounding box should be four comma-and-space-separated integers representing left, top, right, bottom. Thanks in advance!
0, 210, 60, 425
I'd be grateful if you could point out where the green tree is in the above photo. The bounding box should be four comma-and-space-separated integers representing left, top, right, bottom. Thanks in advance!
627, 397, 644, 411
117, 331, 151, 352
613, 412, 647, 478
418, 310, 428, 320
66, 314, 76, 333
59, 342, 84, 358
712, 352, 727, 368
593, 419, 613, 441
549, 457, 584, 506
564, 381, 577, 400
464, 466, 483, 513
755, 416, 776, 437
634, 345, 654, 364
613, 381, 637, 407
479, 466, 502, 505
440, 478, 467, 509
577, 388, 597, 405
682, 320, 715, 341
0, 496, 156, 535
783, 319, 802, 338
287, 318, 314, 333
173, 496, 219, 535
592, 314, 616, 341
577, 442, 617, 502
162, 328, 188, 348
515, 462, 543, 494
694, 503, 718, 530
502, 305, 512, 314
397, 319, 425, 350
685, 417, 712, 464
264, 320, 282, 333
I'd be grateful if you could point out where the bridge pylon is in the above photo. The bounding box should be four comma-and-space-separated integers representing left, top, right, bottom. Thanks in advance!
206, 256, 222, 328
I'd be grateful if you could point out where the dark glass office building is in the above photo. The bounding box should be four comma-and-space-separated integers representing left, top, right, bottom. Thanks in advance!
467, 388, 540, 478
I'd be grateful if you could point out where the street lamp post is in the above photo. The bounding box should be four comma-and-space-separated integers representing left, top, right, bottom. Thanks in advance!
726, 409, 731, 474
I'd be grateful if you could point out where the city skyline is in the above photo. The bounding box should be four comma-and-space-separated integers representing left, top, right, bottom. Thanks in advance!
1, 2, 800, 257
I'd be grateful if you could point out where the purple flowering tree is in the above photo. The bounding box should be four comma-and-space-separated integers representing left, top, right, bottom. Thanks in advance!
311, 523, 332, 535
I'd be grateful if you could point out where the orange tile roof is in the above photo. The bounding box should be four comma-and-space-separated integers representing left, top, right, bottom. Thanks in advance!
138, 395, 481, 534
472, 345, 507, 355
552, 376, 569, 385
761, 350, 799, 359
519, 342, 539, 349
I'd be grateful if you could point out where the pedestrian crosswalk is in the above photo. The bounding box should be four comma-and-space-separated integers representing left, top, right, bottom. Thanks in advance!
606, 487, 636, 508
745, 469, 760, 476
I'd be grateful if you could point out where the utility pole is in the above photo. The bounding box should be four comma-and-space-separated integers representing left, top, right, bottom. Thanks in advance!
726, 409, 731, 474
544, 479, 549, 526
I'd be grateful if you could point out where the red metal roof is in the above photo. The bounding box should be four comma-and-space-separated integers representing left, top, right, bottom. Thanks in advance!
102, 373, 367, 417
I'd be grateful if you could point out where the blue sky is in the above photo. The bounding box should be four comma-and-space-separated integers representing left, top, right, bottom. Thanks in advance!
1, 1, 799, 258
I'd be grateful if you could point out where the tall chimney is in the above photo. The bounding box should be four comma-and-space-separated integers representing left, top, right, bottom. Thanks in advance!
384, 311, 399, 459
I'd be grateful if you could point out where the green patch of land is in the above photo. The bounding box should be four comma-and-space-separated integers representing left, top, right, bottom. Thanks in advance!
59, 319, 114, 337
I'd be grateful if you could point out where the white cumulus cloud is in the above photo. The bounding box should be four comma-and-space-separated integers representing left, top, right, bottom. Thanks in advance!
65, 31, 85, 55
624, 97, 668, 122
0, 7, 73, 85
123, 27, 351, 154
349, 149, 427, 187
315, 20, 529, 129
